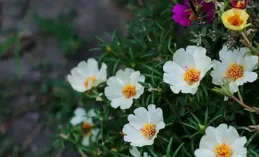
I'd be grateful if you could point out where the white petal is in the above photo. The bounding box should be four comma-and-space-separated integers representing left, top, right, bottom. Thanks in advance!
180, 83, 199, 95
70, 116, 86, 126
192, 47, 212, 76
131, 107, 149, 124
116, 69, 133, 85
199, 135, 218, 151
94, 63, 107, 86
229, 82, 239, 94
129, 71, 141, 84
156, 121, 165, 130
194, 149, 215, 157
82, 135, 90, 146
211, 60, 228, 86
87, 109, 96, 118
67, 74, 86, 92
139, 75, 145, 82
104, 85, 123, 100
87, 58, 99, 75
231, 137, 247, 151
134, 84, 144, 99
128, 114, 147, 130
219, 46, 236, 65
244, 71, 257, 83
77, 61, 89, 77
129, 147, 141, 157
110, 97, 133, 109
163, 61, 185, 85
143, 152, 150, 157
147, 105, 164, 124
173, 48, 195, 69
215, 124, 228, 144
224, 125, 240, 145
123, 124, 146, 146
74, 107, 87, 116
232, 147, 247, 157
242, 55, 258, 71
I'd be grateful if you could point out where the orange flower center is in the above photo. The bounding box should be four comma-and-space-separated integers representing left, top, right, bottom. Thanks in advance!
122, 84, 136, 98
141, 123, 156, 139
226, 63, 243, 81
82, 122, 92, 136
184, 67, 200, 85
84, 75, 97, 88
189, 12, 197, 21
227, 14, 244, 26
215, 144, 232, 157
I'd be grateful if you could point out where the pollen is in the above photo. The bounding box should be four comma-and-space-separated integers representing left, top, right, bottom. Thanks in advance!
122, 84, 137, 98
141, 123, 156, 139
184, 67, 200, 85
84, 75, 97, 88
227, 14, 244, 26
215, 144, 232, 157
82, 122, 92, 136
226, 63, 243, 81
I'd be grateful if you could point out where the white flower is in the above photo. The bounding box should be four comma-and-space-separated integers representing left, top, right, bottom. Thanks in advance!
163, 46, 212, 94
211, 46, 258, 95
70, 108, 99, 146
104, 68, 145, 109
194, 123, 247, 157
130, 147, 150, 157
122, 104, 165, 147
67, 58, 107, 92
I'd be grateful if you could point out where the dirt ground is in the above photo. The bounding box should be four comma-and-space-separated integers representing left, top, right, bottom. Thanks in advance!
0, 0, 128, 156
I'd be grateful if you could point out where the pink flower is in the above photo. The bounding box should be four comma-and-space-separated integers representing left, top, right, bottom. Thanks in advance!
172, 0, 215, 27
232, 0, 247, 9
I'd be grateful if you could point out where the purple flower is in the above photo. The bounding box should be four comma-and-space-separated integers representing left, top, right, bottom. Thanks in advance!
172, 0, 215, 27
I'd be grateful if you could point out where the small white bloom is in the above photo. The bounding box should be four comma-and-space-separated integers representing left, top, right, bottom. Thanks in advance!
130, 147, 150, 157
122, 104, 165, 147
67, 58, 107, 92
211, 46, 258, 95
194, 123, 247, 157
70, 108, 99, 146
163, 46, 212, 94
104, 68, 145, 109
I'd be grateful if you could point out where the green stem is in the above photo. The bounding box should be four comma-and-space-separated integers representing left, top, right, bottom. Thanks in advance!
237, 89, 243, 103
78, 149, 88, 157
165, 98, 189, 134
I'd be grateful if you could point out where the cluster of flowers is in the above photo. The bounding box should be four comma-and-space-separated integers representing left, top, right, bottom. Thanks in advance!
64, 0, 258, 156
173, 0, 250, 31
67, 44, 256, 156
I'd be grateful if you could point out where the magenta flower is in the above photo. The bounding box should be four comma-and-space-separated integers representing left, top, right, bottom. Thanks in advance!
172, 0, 215, 27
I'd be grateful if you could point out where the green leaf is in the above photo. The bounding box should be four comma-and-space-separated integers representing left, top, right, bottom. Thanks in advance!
166, 137, 174, 157
0, 36, 18, 57
172, 143, 184, 157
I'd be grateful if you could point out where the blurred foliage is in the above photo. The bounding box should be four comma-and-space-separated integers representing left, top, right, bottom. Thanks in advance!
34, 12, 84, 55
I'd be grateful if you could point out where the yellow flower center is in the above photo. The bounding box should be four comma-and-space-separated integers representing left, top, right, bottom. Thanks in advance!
184, 67, 200, 85
226, 63, 243, 81
82, 122, 92, 136
227, 14, 244, 26
215, 144, 232, 157
141, 123, 156, 139
122, 84, 136, 98
84, 75, 97, 88
236, 1, 245, 8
